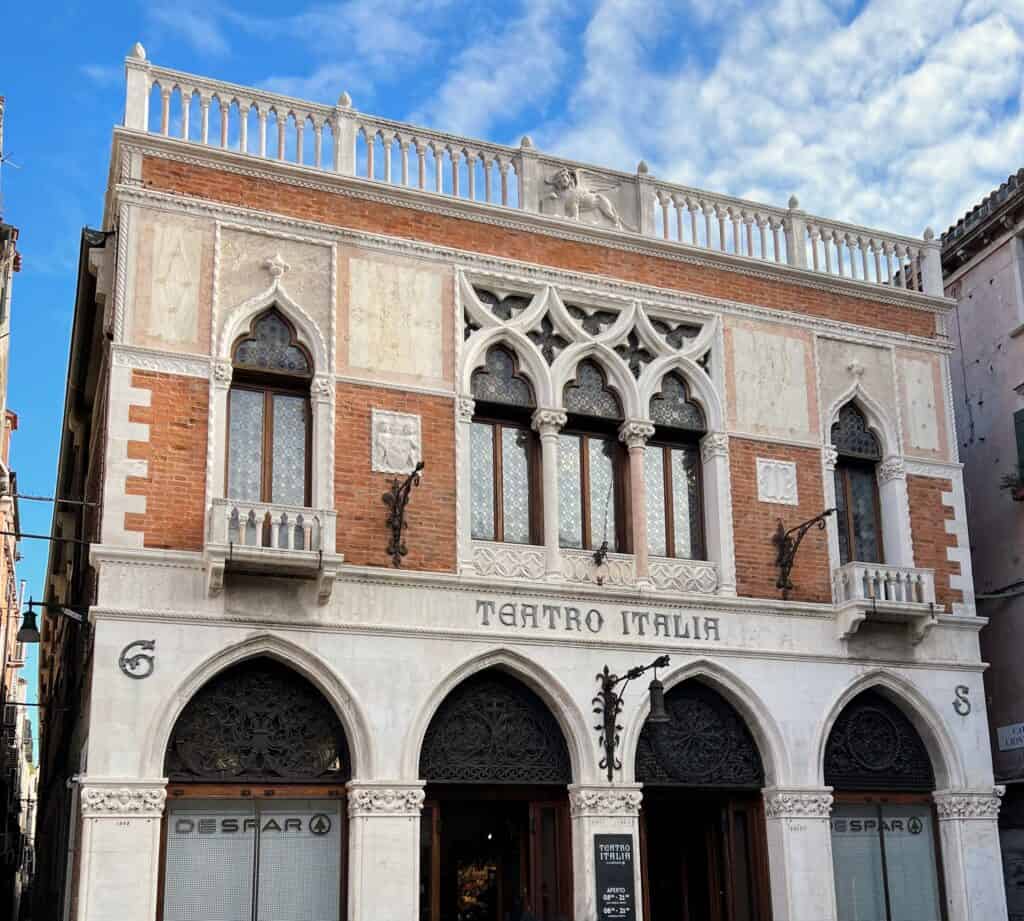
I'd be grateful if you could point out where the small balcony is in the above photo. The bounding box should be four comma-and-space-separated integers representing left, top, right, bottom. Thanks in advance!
205, 499, 343, 603
833, 562, 937, 644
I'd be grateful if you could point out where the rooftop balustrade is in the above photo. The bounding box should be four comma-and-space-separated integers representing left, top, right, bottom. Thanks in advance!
121, 43, 944, 297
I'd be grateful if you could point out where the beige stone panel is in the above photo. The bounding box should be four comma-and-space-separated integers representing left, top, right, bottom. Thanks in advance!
130, 209, 213, 353
817, 338, 896, 426
898, 349, 949, 459
219, 229, 332, 354
338, 247, 454, 387
724, 318, 818, 440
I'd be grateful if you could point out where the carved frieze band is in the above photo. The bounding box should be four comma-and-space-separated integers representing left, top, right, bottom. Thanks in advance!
763, 788, 834, 819
112, 345, 212, 379
472, 542, 546, 580
648, 557, 719, 594
933, 786, 1004, 820
569, 787, 643, 818
347, 785, 426, 817
80, 784, 168, 818
562, 550, 635, 586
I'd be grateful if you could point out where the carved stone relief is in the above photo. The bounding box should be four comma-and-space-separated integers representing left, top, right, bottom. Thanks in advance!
372, 409, 422, 474
541, 166, 637, 232
756, 458, 799, 505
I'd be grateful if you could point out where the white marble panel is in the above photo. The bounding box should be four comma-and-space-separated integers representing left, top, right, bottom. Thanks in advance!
731, 325, 813, 439
757, 458, 799, 505
901, 355, 941, 453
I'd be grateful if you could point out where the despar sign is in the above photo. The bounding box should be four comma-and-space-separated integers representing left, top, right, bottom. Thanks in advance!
174, 814, 332, 835
476, 599, 721, 643
594, 834, 636, 921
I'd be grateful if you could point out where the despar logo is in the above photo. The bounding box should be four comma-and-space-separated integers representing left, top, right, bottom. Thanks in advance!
831, 816, 926, 835
173, 814, 333, 835
309, 814, 332, 835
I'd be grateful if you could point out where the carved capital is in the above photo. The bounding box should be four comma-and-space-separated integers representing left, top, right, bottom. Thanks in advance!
878, 455, 906, 483
81, 783, 167, 818
311, 374, 334, 399
618, 420, 655, 449
763, 787, 834, 819
531, 408, 567, 435
822, 444, 839, 471
347, 784, 425, 817
212, 359, 233, 385
569, 785, 643, 818
456, 395, 476, 422
933, 786, 1004, 820
700, 432, 729, 464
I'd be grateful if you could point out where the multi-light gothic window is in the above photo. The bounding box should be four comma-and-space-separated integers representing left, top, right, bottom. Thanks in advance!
831, 403, 883, 564
227, 309, 312, 507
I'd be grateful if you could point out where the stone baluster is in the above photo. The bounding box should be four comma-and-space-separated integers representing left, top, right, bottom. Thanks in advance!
382, 132, 393, 183
415, 139, 427, 189
716, 204, 728, 252
400, 138, 411, 186
258, 106, 268, 158
672, 194, 686, 242
276, 112, 286, 161
159, 85, 171, 136
657, 191, 671, 239
499, 158, 511, 206
809, 226, 822, 272
860, 236, 871, 281
744, 211, 755, 257
619, 420, 655, 585
124, 42, 152, 131
785, 196, 808, 268
482, 156, 493, 202
701, 199, 715, 250
237, 101, 248, 153
295, 115, 305, 164
219, 100, 230, 149
466, 150, 476, 199
199, 93, 210, 145
450, 147, 461, 196
364, 127, 375, 178
432, 141, 443, 192
686, 197, 700, 245
730, 208, 742, 254
532, 409, 568, 580
770, 216, 784, 263
313, 118, 322, 167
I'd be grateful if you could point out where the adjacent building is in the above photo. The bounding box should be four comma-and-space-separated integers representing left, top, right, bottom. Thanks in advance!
943, 170, 1024, 919
34, 44, 1006, 921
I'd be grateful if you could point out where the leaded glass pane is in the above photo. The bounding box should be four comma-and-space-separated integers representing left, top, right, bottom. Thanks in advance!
589, 438, 617, 551
271, 394, 307, 505
645, 448, 667, 557
228, 389, 264, 501
564, 361, 621, 419
233, 311, 310, 374
558, 435, 582, 549
471, 423, 496, 540
501, 427, 531, 544
849, 466, 882, 563
471, 347, 534, 407
650, 373, 706, 431
671, 446, 702, 559
834, 468, 852, 565
832, 403, 881, 459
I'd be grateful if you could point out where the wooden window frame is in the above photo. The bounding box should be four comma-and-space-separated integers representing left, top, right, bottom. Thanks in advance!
226, 371, 313, 507
560, 418, 631, 553
833, 456, 884, 565
471, 408, 543, 545
648, 436, 706, 561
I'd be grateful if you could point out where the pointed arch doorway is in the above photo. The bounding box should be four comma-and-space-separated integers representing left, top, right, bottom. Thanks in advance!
158, 657, 352, 921
418, 668, 574, 921
637, 680, 773, 921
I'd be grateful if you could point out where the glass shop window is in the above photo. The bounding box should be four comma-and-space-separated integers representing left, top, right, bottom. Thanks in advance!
832, 403, 883, 564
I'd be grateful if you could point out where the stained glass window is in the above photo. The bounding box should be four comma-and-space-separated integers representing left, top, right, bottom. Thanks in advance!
558, 433, 622, 551
558, 435, 583, 549
471, 423, 496, 540
645, 443, 704, 560
589, 438, 617, 550
833, 403, 883, 564
470, 420, 536, 545
563, 361, 622, 419
271, 395, 307, 505
832, 403, 881, 460
228, 389, 264, 501
471, 347, 534, 407
650, 374, 706, 431
645, 448, 667, 557
233, 310, 311, 375
502, 428, 531, 543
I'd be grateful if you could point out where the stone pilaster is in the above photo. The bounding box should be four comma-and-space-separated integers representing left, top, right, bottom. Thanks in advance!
532, 408, 568, 580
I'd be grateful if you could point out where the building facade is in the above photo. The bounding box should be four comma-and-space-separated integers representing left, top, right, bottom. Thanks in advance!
35, 45, 1006, 921
943, 171, 1024, 918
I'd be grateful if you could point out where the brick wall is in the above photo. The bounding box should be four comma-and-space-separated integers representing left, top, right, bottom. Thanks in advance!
124, 370, 208, 550
730, 439, 831, 603
907, 474, 963, 610
141, 157, 937, 339
335, 382, 456, 571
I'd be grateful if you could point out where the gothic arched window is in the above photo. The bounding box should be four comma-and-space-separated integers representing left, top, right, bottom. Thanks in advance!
228, 309, 313, 507
646, 373, 706, 560
470, 346, 540, 544
559, 360, 627, 552
831, 403, 883, 564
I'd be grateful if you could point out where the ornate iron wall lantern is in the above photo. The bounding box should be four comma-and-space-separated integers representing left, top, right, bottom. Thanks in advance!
593, 655, 670, 781
382, 461, 424, 567
16, 598, 84, 644
772, 509, 835, 599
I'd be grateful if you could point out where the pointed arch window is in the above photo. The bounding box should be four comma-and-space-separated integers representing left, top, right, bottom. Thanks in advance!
470, 346, 540, 544
559, 360, 627, 552
228, 309, 313, 506
832, 403, 883, 565
646, 373, 706, 560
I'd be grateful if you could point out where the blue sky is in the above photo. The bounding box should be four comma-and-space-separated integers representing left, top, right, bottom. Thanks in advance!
2, 0, 1023, 743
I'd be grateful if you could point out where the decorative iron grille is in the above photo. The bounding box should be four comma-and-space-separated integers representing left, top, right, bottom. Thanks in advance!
636, 681, 764, 787
824, 690, 935, 791
164, 657, 351, 783
419, 669, 572, 784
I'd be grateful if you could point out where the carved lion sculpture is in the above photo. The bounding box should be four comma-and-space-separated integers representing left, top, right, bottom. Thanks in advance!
543, 167, 632, 231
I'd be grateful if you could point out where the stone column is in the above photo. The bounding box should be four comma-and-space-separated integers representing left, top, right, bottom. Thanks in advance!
933, 787, 1007, 921
619, 420, 655, 584
532, 409, 568, 580
76, 779, 167, 921
347, 782, 426, 921
700, 433, 737, 596
456, 396, 476, 573
762, 786, 837, 921
568, 785, 644, 921
877, 455, 915, 567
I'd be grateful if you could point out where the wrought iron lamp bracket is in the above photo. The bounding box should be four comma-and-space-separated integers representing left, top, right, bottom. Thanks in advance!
382, 461, 425, 568
593, 655, 670, 782
773, 508, 835, 598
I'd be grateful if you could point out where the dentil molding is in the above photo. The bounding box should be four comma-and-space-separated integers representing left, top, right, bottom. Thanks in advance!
763, 788, 834, 819
933, 786, 1004, 820
347, 785, 426, 817
569, 786, 643, 818
81, 784, 167, 818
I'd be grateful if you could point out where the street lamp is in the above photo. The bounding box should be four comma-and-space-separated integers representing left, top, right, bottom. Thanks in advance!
15, 599, 84, 644
593, 655, 671, 782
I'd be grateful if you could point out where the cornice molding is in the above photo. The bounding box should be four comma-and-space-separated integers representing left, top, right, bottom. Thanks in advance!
111, 343, 211, 378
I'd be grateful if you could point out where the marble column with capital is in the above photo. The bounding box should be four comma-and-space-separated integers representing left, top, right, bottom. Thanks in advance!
532, 408, 568, 579
619, 420, 655, 584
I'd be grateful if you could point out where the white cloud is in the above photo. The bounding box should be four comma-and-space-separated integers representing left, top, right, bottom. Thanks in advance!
80, 65, 122, 87
150, 6, 231, 56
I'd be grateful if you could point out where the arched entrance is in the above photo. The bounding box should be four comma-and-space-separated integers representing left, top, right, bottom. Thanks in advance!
637, 680, 772, 921
418, 668, 573, 921
160, 657, 352, 921
825, 689, 944, 921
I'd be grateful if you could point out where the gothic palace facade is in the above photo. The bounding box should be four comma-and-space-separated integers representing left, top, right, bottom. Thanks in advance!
34, 45, 1006, 921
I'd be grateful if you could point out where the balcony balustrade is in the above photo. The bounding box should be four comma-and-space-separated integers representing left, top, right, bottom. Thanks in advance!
833, 562, 938, 644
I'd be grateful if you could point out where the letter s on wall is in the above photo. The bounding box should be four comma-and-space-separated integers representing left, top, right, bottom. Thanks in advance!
953, 685, 971, 716
119, 640, 156, 679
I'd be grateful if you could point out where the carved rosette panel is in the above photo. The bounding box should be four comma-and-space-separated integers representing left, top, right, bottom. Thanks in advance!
763, 788, 834, 819
81, 785, 167, 818
348, 786, 426, 818
472, 542, 546, 580
648, 558, 719, 594
561, 550, 635, 586
933, 787, 1004, 820
569, 787, 643, 818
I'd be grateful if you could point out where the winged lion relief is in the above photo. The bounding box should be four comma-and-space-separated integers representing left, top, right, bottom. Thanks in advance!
542, 166, 636, 232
